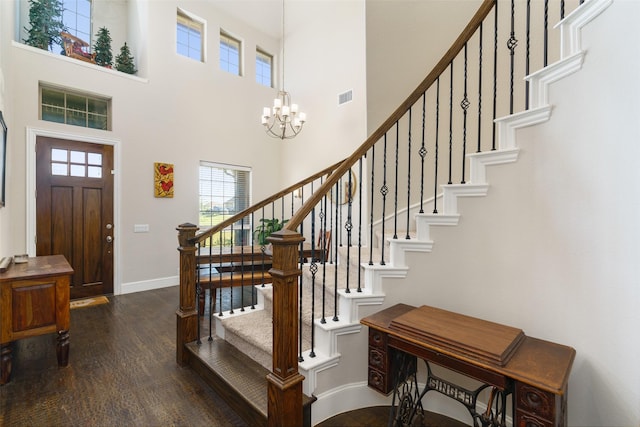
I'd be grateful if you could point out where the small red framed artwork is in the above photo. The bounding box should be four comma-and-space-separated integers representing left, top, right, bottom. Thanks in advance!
154, 162, 174, 198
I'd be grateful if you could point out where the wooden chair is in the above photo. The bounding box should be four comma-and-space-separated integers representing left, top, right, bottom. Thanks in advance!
60, 32, 96, 63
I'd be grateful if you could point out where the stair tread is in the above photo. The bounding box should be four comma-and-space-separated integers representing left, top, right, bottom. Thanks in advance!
185, 338, 315, 422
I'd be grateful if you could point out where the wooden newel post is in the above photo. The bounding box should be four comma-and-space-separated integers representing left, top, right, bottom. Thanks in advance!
267, 229, 305, 427
176, 222, 199, 366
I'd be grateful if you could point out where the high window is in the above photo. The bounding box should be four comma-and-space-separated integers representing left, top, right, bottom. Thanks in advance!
220, 32, 241, 75
63, 0, 91, 43
40, 85, 110, 130
177, 9, 204, 61
256, 48, 273, 87
199, 162, 251, 245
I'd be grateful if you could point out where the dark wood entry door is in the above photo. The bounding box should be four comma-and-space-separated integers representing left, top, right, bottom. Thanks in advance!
36, 137, 114, 299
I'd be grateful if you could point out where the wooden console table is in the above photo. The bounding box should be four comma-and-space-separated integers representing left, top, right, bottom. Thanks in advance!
361, 304, 575, 427
0, 255, 73, 384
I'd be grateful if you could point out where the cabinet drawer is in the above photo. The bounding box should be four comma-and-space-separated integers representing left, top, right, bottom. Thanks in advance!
516, 382, 555, 420
369, 347, 386, 371
368, 368, 391, 394
515, 410, 553, 427
369, 329, 387, 349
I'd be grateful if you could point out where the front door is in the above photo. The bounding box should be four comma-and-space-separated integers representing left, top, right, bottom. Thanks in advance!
36, 136, 114, 299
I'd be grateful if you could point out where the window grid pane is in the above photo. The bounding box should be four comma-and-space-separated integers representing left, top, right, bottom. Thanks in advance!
199, 163, 251, 245
220, 33, 241, 75
41, 86, 110, 131
256, 50, 273, 87
177, 12, 204, 62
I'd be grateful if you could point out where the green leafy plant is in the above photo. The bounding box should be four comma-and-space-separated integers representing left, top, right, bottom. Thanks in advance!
24, 0, 65, 51
253, 218, 288, 245
94, 27, 113, 67
115, 42, 136, 74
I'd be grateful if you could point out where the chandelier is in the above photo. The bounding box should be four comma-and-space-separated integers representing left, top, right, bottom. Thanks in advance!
261, 1, 306, 139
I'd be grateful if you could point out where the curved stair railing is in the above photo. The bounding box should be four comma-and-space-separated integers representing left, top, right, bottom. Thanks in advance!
178, 0, 586, 425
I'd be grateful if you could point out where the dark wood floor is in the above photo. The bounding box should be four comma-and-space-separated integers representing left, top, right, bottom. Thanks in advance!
0, 286, 466, 426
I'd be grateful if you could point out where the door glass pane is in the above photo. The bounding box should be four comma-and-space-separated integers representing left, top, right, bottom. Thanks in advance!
88, 166, 102, 178
70, 151, 85, 164
51, 149, 68, 162
52, 163, 68, 176
87, 153, 102, 165
70, 164, 86, 177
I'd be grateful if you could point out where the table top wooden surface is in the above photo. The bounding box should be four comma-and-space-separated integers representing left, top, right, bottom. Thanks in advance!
0, 255, 74, 283
361, 303, 576, 395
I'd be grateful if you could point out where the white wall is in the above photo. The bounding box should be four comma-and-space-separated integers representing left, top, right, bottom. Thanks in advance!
381, 1, 639, 424
278, 0, 368, 185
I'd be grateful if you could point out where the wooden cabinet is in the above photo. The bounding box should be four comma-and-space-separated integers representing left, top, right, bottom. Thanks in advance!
0, 255, 73, 384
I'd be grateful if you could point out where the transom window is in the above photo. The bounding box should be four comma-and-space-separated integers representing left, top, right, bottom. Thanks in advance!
256, 48, 273, 87
220, 32, 241, 75
177, 9, 204, 61
41, 86, 110, 130
51, 148, 103, 178
199, 162, 251, 245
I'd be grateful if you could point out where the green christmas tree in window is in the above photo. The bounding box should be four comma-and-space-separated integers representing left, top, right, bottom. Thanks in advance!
115, 42, 137, 74
94, 27, 113, 67
24, 0, 65, 52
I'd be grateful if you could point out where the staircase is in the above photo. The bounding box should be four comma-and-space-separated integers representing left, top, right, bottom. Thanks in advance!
176, 1, 612, 425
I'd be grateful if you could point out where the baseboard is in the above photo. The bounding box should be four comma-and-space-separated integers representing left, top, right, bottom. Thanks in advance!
120, 275, 178, 294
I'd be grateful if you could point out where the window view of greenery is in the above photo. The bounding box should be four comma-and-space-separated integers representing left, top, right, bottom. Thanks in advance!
256, 49, 272, 87
220, 32, 241, 75
41, 86, 109, 130
199, 163, 251, 246
177, 10, 203, 61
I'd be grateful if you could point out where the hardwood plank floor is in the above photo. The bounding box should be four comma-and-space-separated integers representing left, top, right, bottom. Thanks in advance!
0, 286, 467, 426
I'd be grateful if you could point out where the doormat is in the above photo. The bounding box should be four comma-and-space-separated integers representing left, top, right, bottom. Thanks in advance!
70, 296, 109, 310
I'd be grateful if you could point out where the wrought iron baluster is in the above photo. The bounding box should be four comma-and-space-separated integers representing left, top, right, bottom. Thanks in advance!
357, 157, 363, 292
297, 218, 305, 362
309, 202, 317, 359
406, 108, 412, 239
380, 134, 388, 265
461, 43, 469, 185
508, 0, 518, 114
433, 78, 440, 214
345, 170, 353, 293
218, 238, 224, 316
492, 4, 499, 151
477, 22, 483, 153
369, 144, 376, 265
544, 0, 549, 67
321, 191, 328, 324
229, 224, 234, 315
333, 182, 339, 321
393, 122, 399, 239
250, 212, 256, 309
526, 0, 531, 109
448, 62, 454, 185
195, 243, 202, 344
561, 0, 565, 19
419, 93, 427, 213
240, 240, 245, 312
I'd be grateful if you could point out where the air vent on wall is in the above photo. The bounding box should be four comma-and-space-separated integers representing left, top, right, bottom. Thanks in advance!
338, 89, 353, 105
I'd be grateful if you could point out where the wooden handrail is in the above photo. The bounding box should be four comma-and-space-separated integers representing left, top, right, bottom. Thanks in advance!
285, 0, 496, 231
190, 159, 344, 245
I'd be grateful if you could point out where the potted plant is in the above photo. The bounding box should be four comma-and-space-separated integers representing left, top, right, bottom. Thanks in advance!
24, 0, 65, 52
94, 27, 113, 67
253, 218, 288, 245
115, 42, 136, 74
